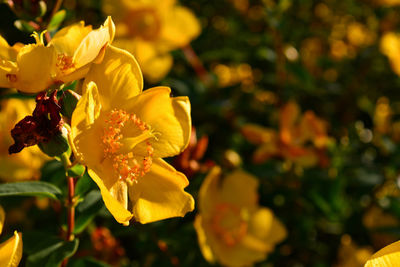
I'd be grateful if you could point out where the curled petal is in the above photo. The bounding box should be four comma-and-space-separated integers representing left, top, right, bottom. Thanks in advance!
122, 86, 191, 158
0, 231, 23, 267
129, 158, 194, 224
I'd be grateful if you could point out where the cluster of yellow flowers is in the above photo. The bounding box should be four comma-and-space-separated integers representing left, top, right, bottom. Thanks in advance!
0, 1, 289, 264
4, 1, 400, 266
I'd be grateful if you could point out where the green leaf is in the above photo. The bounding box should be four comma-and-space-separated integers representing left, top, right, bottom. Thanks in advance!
47, 10, 66, 32
74, 190, 103, 234
75, 172, 96, 197
27, 238, 79, 267
0, 181, 62, 200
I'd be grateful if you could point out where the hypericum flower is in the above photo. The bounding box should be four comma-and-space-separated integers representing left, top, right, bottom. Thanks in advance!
241, 101, 331, 168
103, 0, 201, 82
0, 17, 115, 93
0, 206, 22, 267
0, 98, 48, 181
194, 167, 287, 266
70, 45, 194, 225
364, 240, 400, 266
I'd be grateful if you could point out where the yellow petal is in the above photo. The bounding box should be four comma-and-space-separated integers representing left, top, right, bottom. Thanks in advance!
88, 168, 133, 225
0, 60, 17, 89
0, 231, 23, 267
140, 51, 173, 83
121, 86, 191, 158
197, 217, 268, 267
220, 170, 259, 210
248, 208, 287, 245
160, 6, 201, 49
15, 44, 55, 93
83, 45, 143, 111
129, 39, 173, 83
365, 240, 400, 267
194, 215, 216, 264
49, 21, 93, 57
197, 166, 223, 219
70, 81, 103, 166
128, 158, 194, 224
73, 17, 116, 69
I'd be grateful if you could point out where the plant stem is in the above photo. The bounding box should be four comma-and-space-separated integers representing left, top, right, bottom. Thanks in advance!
182, 45, 212, 86
66, 176, 75, 241
61, 153, 75, 267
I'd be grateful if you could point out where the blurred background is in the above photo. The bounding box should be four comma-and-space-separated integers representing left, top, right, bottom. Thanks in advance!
2, 0, 400, 266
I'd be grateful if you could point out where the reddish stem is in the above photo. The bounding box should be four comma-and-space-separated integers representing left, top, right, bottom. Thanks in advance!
66, 176, 75, 241
61, 176, 75, 267
182, 45, 211, 86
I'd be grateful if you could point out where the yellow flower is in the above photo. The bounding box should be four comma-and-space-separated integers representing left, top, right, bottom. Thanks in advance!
0, 206, 22, 267
70, 45, 194, 225
194, 167, 287, 267
103, 0, 201, 82
0, 17, 115, 93
380, 32, 400, 76
0, 97, 48, 181
364, 240, 400, 266
241, 101, 331, 168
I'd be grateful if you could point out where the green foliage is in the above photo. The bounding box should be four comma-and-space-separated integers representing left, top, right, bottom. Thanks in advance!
24, 233, 79, 267
47, 10, 66, 33
0, 181, 62, 200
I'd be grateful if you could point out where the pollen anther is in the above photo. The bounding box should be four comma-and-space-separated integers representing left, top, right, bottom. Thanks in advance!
56, 54, 75, 73
102, 109, 154, 183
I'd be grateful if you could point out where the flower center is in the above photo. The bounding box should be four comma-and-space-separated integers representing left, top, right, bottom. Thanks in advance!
125, 8, 161, 41
211, 203, 248, 247
56, 54, 75, 73
102, 109, 154, 184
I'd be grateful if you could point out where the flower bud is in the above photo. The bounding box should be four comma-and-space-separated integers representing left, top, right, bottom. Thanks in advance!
60, 90, 81, 119
38, 126, 70, 157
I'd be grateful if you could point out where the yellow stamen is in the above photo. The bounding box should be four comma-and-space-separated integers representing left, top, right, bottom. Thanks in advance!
102, 109, 155, 183
56, 54, 75, 73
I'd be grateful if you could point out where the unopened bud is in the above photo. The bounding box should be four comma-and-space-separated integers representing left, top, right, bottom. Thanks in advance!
60, 90, 81, 119
38, 126, 69, 157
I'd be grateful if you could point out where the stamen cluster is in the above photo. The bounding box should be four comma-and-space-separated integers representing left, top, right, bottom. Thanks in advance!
102, 109, 154, 183
56, 54, 75, 73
